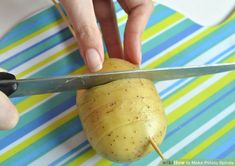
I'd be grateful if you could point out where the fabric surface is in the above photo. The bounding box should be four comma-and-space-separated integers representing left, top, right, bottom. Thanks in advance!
0, 2, 235, 166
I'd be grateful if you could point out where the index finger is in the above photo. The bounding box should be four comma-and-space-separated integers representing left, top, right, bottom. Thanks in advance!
118, 0, 154, 64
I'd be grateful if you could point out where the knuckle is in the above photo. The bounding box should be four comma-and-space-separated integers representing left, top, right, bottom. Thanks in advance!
75, 25, 98, 40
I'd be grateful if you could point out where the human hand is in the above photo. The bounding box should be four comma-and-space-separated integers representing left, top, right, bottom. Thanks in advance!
60, 0, 153, 72
0, 69, 19, 130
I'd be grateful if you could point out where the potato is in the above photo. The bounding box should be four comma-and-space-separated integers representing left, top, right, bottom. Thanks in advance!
76, 58, 167, 162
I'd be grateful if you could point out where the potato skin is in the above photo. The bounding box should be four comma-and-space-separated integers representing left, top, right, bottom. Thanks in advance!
77, 58, 167, 162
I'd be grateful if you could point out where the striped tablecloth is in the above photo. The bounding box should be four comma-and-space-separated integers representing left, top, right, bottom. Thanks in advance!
0, 2, 235, 166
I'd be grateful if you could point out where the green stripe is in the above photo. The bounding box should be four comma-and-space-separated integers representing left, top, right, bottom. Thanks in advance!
127, 84, 235, 165
28, 50, 82, 78
195, 128, 235, 158
1, 117, 80, 166
159, 19, 235, 67
224, 149, 235, 159
166, 83, 235, 155
118, 5, 176, 41
0, 92, 75, 138
2, 29, 72, 70
0, 7, 61, 49
171, 115, 235, 160
0, 52, 82, 137
166, 81, 235, 135
142, 19, 194, 54
114, 2, 121, 11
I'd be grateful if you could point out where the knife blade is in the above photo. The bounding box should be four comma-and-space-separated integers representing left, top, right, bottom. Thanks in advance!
0, 63, 235, 97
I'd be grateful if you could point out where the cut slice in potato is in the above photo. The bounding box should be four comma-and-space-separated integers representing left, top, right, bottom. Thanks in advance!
77, 58, 167, 162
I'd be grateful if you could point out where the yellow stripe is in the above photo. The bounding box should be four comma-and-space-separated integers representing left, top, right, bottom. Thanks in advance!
2, 12, 125, 56
164, 75, 210, 106
16, 94, 53, 114
16, 67, 86, 114
141, 13, 184, 41
0, 19, 63, 54
94, 159, 113, 166
14, 43, 78, 114
117, 15, 127, 24
70, 66, 87, 75
0, 108, 78, 162
144, 13, 235, 69
164, 54, 235, 107
167, 71, 235, 125
223, 53, 235, 62
67, 149, 96, 166
181, 119, 235, 159
16, 43, 77, 78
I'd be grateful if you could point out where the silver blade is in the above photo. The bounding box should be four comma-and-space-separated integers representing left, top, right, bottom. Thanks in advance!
1, 63, 235, 97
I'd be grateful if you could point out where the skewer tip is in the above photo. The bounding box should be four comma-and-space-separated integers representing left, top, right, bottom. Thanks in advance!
149, 137, 166, 160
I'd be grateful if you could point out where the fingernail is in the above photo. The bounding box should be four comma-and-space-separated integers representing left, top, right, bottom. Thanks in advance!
85, 49, 102, 72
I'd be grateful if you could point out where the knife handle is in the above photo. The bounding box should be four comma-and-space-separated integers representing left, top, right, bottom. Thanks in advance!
0, 72, 18, 96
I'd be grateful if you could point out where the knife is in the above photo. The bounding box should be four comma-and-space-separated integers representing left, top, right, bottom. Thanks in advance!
0, 63, 235, 98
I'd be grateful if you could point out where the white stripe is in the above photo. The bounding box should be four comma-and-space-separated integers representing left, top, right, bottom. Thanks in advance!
0, 3, 232, 165
142, 18, 186, 45
20, 93, 58, 116
10, 37, 76, 76
0, 106, 76, 155
148, 102, 235, 166
141, 27, 207, 68
56, 144, 91, 166
116, 10, 126, 19
116, 3, 159, 26
156, 47, 235, 99
29, 131, 87, 166
165, 72, 227, 115
156, 78, 194, 99
0, 23, 67, 63
20, 47, 76, 79
81, 155, 102, 166
186, 34, 235, 66
153, 31, 235, 97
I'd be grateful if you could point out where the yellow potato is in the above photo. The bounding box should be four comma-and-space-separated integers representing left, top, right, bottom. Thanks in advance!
77, 58, 167, 162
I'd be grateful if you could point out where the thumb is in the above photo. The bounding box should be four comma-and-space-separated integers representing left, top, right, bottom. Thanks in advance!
0, 91, 19, 130
0, 68, 19, 130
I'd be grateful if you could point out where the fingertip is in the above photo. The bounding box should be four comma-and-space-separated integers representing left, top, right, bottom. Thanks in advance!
85, 48, 103, 72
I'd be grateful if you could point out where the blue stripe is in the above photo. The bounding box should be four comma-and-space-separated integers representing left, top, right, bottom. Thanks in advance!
165, 86, 235, 139
206, 45, 235, 64
142, 24, 201, 63
118, 5, 177, 42
11, 96, 28, 105
0, 7, 61, 48
216, 143, 235, 159
0, 96, 76, 149
49, 140, 89, 166
159, 79, 191, 97
63, 146, 92, 165
207, 134, 235, 159
142, 20, 194, 55
5, 117, 82, 166
0, 92, 75, 138
159, 43, 235, 98
159, 20, 235, 67
1, 28, 72, 69
146, 5, 176, 28
28, 51, 83, 79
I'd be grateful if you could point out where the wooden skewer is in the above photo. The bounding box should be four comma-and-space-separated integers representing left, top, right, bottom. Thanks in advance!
149, 137, 166, 160
51, 0, 77, 39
